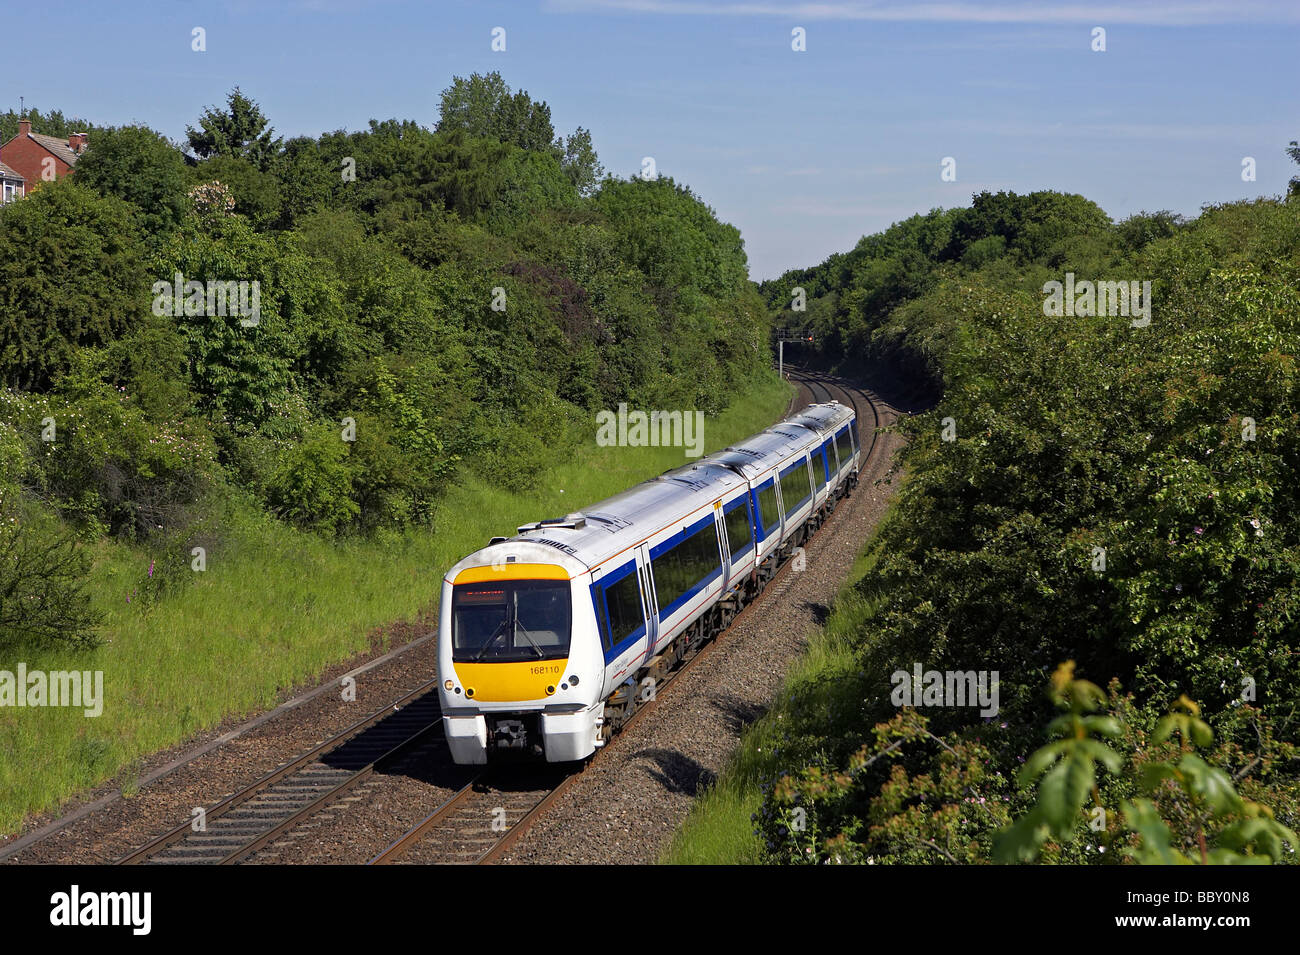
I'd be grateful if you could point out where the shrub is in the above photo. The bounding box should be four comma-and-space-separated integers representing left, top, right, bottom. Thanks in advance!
263, 422, 359, 534
0, 376, 216, 539
0, 506, 102, 653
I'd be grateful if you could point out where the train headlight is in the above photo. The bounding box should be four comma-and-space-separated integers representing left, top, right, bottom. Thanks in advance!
568, 674, 580, 686
546, 685, 556, 695
443, 679, 454, 691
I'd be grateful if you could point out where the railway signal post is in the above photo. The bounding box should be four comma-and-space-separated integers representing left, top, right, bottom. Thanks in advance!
776, 328, 814, 379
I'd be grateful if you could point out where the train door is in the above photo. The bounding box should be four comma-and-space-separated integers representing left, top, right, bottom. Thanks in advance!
636, 543, 660, 664
773, 478, 787, 543
714, 500, 730, 592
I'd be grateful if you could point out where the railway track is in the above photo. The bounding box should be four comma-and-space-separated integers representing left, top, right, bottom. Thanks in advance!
117, 681, 446, 865
11, 368, 881, 867
370, 369, 883, 865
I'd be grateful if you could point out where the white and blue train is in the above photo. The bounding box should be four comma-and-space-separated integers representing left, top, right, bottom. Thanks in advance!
436, 401, 861, 764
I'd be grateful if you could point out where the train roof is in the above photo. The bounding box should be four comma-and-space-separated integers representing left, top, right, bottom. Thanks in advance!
448, 401, 856, 580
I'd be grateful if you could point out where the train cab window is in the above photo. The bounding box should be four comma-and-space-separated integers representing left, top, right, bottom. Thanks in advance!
452, 580, 572, 662
850, 418, 860, 452
596, 566, 645, 653
755, 479, 780, 537
778, 459, 813, 515
723, 498, 753, 559
823, 437, 838, 475
651, 519, 722, 617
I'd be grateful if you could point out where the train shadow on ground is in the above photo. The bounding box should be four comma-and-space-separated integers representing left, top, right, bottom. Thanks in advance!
798, 600, 831, 627
630, 748, 717, 797
706, 693, 767, 735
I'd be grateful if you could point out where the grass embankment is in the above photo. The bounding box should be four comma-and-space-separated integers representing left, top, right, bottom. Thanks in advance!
661, 520, 891, 865
0, 375, 791, 833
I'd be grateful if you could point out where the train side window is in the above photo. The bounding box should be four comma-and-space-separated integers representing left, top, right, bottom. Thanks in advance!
813, 449, 827, 490
778, 459, 812, 514
598, 566, 644, 652
823, 437, 838, 475
756, 480, 779, 534
835, 430, 851, 470
723, 497, 752, 559
850, 418, 859, 452
651, 519, 722, 617
593, 590, 612, 651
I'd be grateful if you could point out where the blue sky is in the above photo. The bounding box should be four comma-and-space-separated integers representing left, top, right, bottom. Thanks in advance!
10, 1, 1299, 278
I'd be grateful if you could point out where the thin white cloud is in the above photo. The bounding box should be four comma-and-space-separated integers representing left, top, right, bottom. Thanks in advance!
914, 118, 1281, 141
545, 1, 1300, 25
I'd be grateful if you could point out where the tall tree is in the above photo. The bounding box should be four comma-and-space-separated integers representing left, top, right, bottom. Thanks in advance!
73, 125, 189, 235
185, 88, 283, 171
436, 72, 556, 153
560, 126, 605, 197
0, 180, 148, 390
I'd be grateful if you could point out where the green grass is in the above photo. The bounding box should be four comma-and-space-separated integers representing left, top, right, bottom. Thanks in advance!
660, 532, 890, 865
0, 374, 792, 834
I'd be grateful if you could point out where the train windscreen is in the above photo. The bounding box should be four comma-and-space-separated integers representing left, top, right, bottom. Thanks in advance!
451, 580, 572, 662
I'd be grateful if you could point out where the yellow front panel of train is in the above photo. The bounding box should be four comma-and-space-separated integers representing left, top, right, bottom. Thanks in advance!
453, 563, 570, 584
453, 659, 569, 702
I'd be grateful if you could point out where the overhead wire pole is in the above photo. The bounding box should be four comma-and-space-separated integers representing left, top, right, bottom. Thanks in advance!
776, 327, 814, 379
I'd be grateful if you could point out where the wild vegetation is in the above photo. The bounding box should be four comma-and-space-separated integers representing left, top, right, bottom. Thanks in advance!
7, 77, 1297, 862
0, 76, 779, 830
669, 173, 1300, 865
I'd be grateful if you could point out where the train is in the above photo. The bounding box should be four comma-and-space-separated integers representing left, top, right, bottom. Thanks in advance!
436, 400, 861, 764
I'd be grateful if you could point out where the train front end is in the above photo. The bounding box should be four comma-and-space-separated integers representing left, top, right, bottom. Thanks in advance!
437, 546, 603, 764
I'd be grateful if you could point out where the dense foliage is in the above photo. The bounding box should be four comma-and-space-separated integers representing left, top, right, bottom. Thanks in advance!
756, 172, 1300, 863
0, 75, 769, 652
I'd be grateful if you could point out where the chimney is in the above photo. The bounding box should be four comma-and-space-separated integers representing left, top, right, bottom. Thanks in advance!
18, 119, 30, 137
69, 132, 87, 152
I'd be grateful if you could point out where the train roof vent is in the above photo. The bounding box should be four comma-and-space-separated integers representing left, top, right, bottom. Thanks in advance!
488, 536, 509, 545
517, 513, 587, 534
730, 446, 767, 459
584, 512, 632, 531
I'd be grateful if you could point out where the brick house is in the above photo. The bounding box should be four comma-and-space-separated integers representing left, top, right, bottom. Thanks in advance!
0, 159, 23, 204
0, 119, 86, 191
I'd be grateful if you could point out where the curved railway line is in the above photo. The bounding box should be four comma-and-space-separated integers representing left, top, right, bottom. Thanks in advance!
371, 368, 881, 865
5, 368, 883, 866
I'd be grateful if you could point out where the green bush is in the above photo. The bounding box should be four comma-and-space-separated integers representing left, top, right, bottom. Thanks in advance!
0, 180, 149, 390
1, 375, 215, 539
264, 422, 359, 534
0, 504, 102, 653
737, 190, 1300, 866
